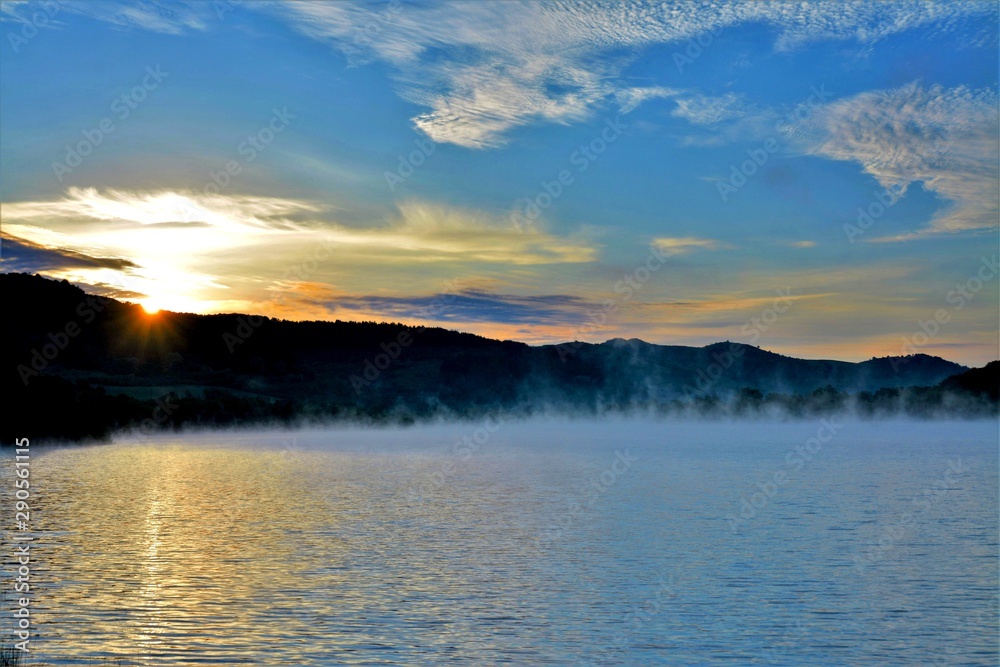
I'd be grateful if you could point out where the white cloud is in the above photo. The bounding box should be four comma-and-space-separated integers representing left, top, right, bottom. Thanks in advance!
671, 92, 748, 126
615, 86, 680, 114
274, 0, 992, 148
2, 0, 209, 33
7, 0, 993, 154
804, 82, 998, 238
11, 1, 989, 148
1, 187, 318, 231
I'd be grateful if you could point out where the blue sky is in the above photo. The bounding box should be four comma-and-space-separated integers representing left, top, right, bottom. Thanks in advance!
1, 0, 997, 365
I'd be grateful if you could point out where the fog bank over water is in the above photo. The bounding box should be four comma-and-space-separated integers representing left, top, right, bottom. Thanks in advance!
110, 416, 999, 457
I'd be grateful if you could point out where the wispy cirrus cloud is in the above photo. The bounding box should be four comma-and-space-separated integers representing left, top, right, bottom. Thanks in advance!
7, 1, 991, 149
1, 187, 319, 233
2, 189, 595, 267
615, 86, 680, 114
378, 202, 597, 264
274, 0, 993, 148
1, 0, 209, 33
803, 82, 998, 239
668, 80, 998, 241
671, 92, 749, 126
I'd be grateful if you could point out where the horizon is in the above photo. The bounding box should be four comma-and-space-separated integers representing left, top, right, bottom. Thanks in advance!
8, 269, 991, 369
1, 0, 998, 367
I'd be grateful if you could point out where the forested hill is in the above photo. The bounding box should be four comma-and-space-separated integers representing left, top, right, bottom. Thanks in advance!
2, 273, 995, 441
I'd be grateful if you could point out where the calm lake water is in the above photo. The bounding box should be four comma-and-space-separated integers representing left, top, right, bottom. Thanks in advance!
3, 419, 998, 666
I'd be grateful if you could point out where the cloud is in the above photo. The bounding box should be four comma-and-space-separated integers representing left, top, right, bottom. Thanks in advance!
671, 92, 749, 126
615, 86, 680, 114
327, 289, 595, 327
803, 82, 999, 238
373, 201, 596, 264
273, 0, 993, 148
10, 1, 989, 149
0, 189, 322, 308
0, 233, 138, 272
1, 187, 320, 233
651, 236, 727, 256
1, 189, 595, 266
1, 0, 210, 33
0, 188, 340, 314
0, 188, 597, 315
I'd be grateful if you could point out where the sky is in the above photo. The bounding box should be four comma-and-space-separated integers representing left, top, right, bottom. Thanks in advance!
0, 0, 997, 366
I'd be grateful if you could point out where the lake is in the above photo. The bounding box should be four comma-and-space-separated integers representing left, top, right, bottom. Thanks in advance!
4, 418, 998, 665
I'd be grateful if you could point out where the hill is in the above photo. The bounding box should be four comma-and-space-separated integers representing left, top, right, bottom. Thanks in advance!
1, 273, 993, 441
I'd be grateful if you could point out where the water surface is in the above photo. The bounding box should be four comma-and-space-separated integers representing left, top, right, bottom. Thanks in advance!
4, 419, 997, 665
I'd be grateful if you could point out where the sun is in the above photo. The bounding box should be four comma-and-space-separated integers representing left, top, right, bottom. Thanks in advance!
140, 301, 161, 315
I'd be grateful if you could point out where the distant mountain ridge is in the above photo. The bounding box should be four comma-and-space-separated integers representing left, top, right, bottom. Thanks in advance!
539, 337, 966, 399
1, 273, 993, 441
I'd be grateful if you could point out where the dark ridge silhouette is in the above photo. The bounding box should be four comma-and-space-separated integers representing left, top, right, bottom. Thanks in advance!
1, 272, 995, 442
940, 360, 1000, 400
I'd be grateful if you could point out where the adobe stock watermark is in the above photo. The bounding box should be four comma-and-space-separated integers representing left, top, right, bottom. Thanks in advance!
672, 25, 724, 73
9, 437, 33, 654
891, 255, 998, 370
349, 328, 416, 393
405, 414, 506, 502
844, 136, 950, 242
842, 183, 905, 243
214, 0, 248, 21
853, 458, 969, 573
201, 107, 295, 196
554, 243, 669, 361
681, 288, 793, 398
587, 573, 679, 666
717, 85, 832, 202
758, 617, 812, 665
679, 342, 746, 400
354, 0, 402, 47
279, 435, 304, 459
726, 418, 843, 532
223, 235, 335, 353
6, 0, 65, 54
741, 288, 793, 345
511, 116, 628, 232
51, 65, 170, 182
349, 278, 464, 392
384, 137, 436, 192
114, 0, 177, 28
127, 392, 179, 443
537, 448, 637, 545
13, 268, 153, 385
15, 295, 108, 386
